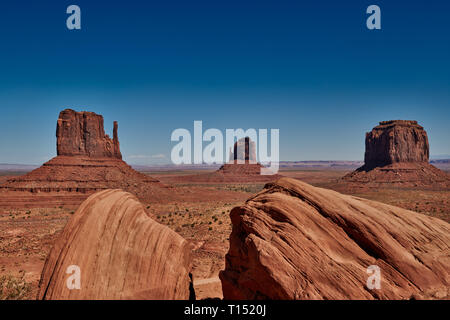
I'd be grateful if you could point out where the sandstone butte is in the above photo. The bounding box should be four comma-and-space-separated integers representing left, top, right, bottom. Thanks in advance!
56, 109, 122, 159
172, 137, 282, 183
220, 177, 450, 300
37, 189, 194, 300
342, 120, 450, 189
229, 136, 257, 163
0, 109, 164, 205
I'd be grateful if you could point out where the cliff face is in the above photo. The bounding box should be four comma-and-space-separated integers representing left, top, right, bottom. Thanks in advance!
56, 109, 122, 159
364, 120, 429, 170
341, 120, 449, 189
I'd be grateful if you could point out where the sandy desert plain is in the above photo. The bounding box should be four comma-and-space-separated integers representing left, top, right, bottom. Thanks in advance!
0, 163, 449, 300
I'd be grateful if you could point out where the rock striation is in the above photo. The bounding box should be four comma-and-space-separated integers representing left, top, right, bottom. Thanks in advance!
56, 109, 122, 159
220, 177, 450, 300
0, 156, 158, 193
37, 189, 193, 300
342, 120, 450, 189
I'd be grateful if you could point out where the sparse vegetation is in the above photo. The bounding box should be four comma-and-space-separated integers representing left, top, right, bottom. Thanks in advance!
0, 273, 32, 300
0, 168, 447, 300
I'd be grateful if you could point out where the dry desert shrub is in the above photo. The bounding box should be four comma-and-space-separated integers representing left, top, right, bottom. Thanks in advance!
0, 272, 32, 300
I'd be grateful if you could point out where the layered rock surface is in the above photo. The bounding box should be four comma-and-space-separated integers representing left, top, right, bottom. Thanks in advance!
342, 162, 450, 189
342, 120, 449, 189
220, 177, 450, 299
38, 189, 193, 300
1, 156, 158, 193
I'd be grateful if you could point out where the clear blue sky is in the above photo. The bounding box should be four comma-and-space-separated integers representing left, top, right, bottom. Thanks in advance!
0, 0, 449, 165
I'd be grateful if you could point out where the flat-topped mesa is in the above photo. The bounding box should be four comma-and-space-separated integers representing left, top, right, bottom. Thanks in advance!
229, 137, 257, 164
56, 109, 122, 159
364, 120, 429, 170
340, 120, 450, 190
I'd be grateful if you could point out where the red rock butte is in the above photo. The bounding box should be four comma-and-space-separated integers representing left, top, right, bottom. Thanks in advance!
229, 137, 257, 164
56, 109, 122, 159
342, 120, 450, 189
363, 120, 429, 170
171, 137, 282, 183
0, 109, 160, 199
216, 137, 274, 181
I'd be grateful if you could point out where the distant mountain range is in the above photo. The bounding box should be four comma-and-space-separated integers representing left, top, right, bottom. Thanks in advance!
1, 159, 449, 173
430, 155, 450, 160
0, 164, 39, 171
430, 159, 450, 171
131, 161, 365, 172
134, 160, 450, 171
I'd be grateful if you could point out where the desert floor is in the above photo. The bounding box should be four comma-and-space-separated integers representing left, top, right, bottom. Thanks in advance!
0, 169, 448, 300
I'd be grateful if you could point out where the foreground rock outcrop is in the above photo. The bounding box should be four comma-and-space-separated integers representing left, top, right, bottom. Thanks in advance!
38, 189, 193, 300
342, 120, 450, 189
220, 177, 450, 299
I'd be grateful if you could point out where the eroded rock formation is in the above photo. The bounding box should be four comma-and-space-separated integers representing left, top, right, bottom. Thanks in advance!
218, 137, 279, 181
57, 109, 122, 159
220, 177, 450, 299
364, 120, 429, 170
229, 137, 257, 164
38, 189, 193, 300
166, 137, 280, 183
0, 109, 160, 197
342, 120, 450, 189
